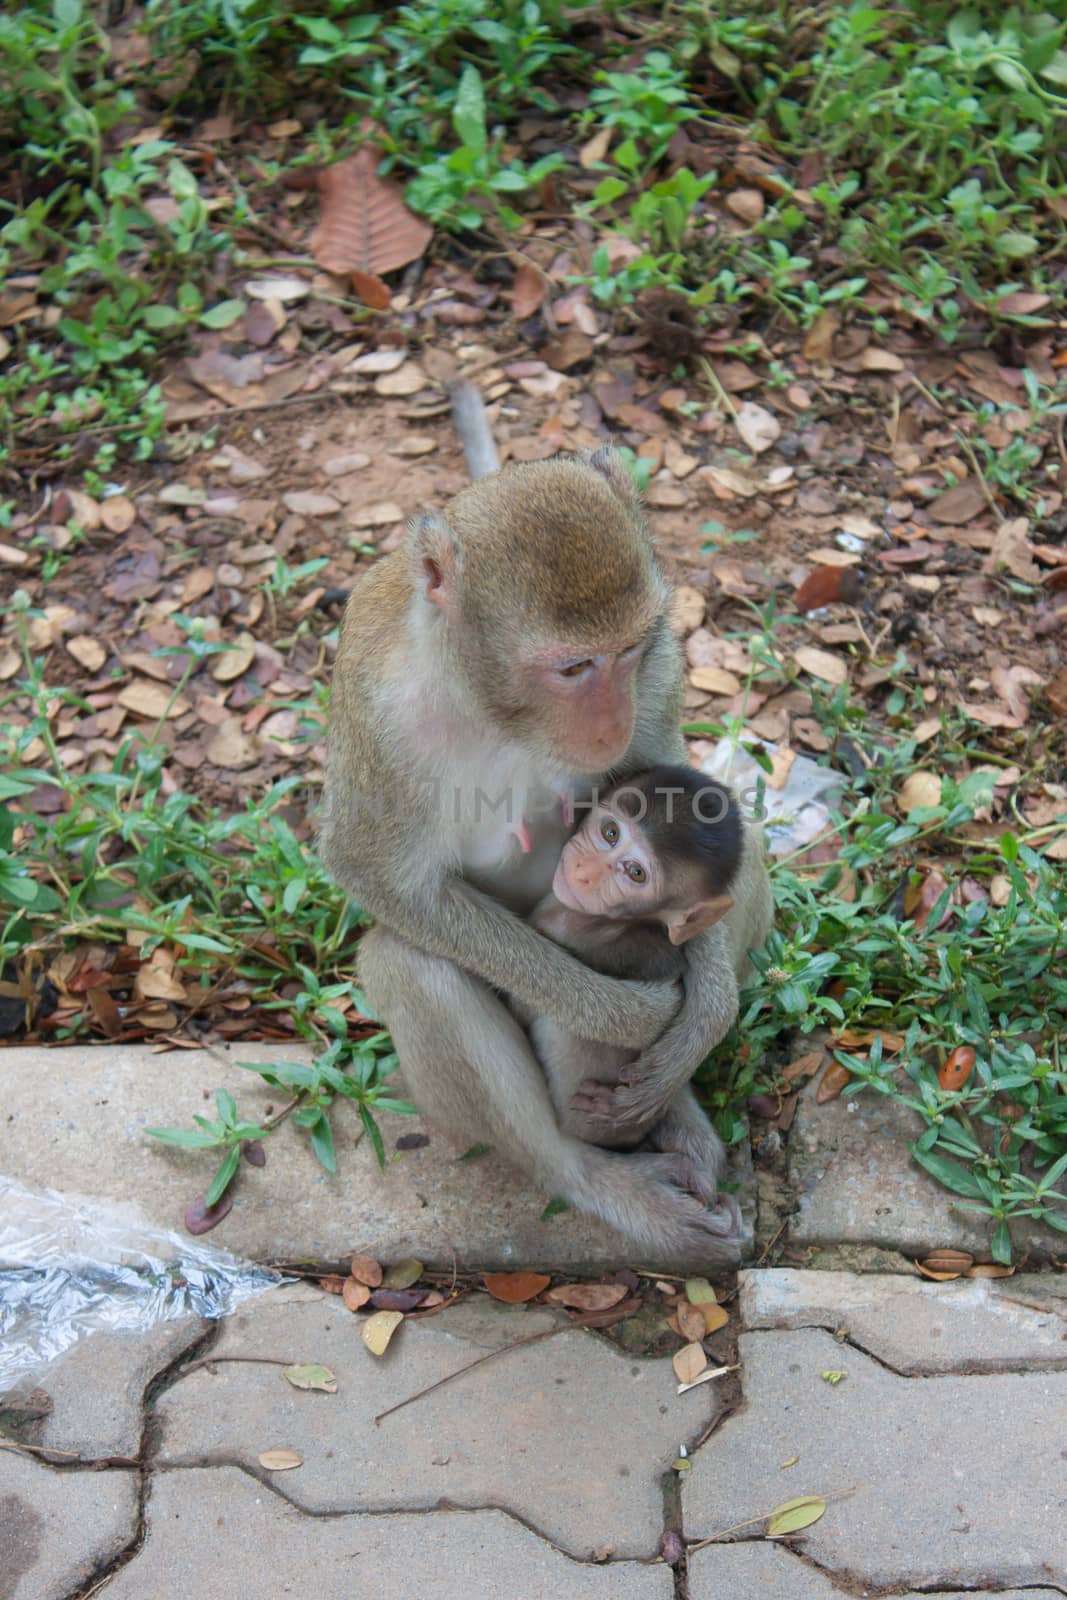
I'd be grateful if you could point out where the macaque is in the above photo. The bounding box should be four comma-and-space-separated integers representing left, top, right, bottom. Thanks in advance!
318, 393, 772, 1261
524, 767, 741, 1181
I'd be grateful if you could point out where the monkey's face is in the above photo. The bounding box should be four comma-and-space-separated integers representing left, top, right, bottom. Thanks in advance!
553, 802, 663, 914
513, 640, 647, 773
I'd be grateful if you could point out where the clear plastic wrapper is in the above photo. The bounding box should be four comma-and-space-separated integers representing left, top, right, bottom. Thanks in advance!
0, 1176, 280, 1394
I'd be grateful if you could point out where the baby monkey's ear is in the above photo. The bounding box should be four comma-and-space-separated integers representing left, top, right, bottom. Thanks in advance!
663, 894, 734, 947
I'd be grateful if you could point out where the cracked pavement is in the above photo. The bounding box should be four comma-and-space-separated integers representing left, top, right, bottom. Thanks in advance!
3, 1270, 1066, 1599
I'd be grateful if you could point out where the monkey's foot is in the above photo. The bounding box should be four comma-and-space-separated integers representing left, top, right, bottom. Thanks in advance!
573, 1149, 743, 1262
647, 1110, 725, 1207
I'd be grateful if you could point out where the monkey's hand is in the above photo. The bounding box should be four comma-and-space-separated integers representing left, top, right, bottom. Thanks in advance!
572, 929, 738, 1142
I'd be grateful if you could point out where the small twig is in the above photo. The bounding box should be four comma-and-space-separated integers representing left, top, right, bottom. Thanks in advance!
754, 1216, 789, 1267
699, 356, 740, 421
179, 1354, 292, 1378
0, 1440, 138, 1466
685, 1485, 858, 1554
374, 1324, 566, 1425
956, 430, 1005, 524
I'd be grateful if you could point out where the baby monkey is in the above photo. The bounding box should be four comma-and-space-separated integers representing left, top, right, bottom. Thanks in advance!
525, 766, 742, 1201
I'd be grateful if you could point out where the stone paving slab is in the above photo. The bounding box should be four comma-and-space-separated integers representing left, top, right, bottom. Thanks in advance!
683, 1326, 1066, 1589
152, 1285, 709, 1561
2, 1044, 753, 1270
104, 1467, 672, 1600
688, 1543, 1065, 1600
789, 1080, 1065, 1258
0, 1449, 138, 1600
740, 1268, 1067, 1373
27, 1317, 206, 1458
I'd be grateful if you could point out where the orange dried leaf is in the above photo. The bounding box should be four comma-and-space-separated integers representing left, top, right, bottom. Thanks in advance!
816, 1061, 853, 1103
349, 1255, 383, 1287
482, 1270, 551, 1304
342, 1278, 371, 1312
794, 564, 860, 613
511, 263, 547, 320
938, 1045, 976, 1092
545, 1282, 628, 1311
699, 1303, 729, 1335
673, 1342, 707, 1384
350, 270, 391, 310
781, 1051, 824, 1083
676, 1302, 706, 1342
309, 150, 432, 277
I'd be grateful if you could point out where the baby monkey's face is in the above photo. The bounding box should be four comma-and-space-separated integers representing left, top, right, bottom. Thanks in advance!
553, 800, 663, 918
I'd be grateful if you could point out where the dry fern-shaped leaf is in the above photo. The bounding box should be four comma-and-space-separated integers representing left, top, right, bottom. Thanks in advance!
308, 150, 432, 277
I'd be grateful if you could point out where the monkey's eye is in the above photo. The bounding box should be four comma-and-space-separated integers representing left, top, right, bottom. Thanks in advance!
600, 818, 620, 845
557, 659, 592, 679
625, 861, 647, 883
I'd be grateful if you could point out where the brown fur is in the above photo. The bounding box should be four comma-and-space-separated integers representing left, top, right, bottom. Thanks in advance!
318, 450, 773, 1263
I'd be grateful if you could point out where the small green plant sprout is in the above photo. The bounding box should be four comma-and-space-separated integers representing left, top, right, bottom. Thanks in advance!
146, 1089, 271, 1211
405, 64, 560, 230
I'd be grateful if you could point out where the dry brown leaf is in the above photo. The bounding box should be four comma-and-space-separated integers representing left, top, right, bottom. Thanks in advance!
350, 270, 391, 310
670, 585, 705, 633
860, 348, 904, 372
816, 1061, 853, 1103
511, 264, 547, 320
350, 1254, 384, 1287
905, 868, 952, 931
699, 1303, 729, 1335
283, 490, 342, 517
361, 1309, 404, 1356
579, 126, 613, 168
212, 632, 256, 684
938, 1045, 976, 1091
794, 565, 861, 612
482, 1271, 551, 1303
835, 1028, 905, 1052
965, 1263, 1015, 1279
545, 1282, 628, 1311
205, 718, 263, 770
182, 567, 216, 604
134, 949, 188, 1004
676, 1302, 706, 1342
258, 1448, 302, 1471
342, 1278, 371, 1312
66, 635, 107, 673
735, 401, 781, 454
672, 1343, 707, 1384
985, 517, 1040, 583
690, 666, 742, 696
99, 494, 136, 533
802, 309, 839, 362
309, 149, 432, 276
793, 646, 848, 686
782, 1051, 824, 1083
1045, 665, 1067, 716
928, 480, 986, 525
725, 188, 764, 225
117, 681, 190, 720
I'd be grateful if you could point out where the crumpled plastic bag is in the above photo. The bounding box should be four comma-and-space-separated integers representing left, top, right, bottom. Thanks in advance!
700, 736, 846, 855
0, 1176, 280, 1394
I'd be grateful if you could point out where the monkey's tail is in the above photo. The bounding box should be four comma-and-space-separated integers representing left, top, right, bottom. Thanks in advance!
449, 380, 500, 480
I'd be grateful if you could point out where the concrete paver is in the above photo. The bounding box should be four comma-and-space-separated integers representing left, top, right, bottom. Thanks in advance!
30, 1318, 206, 1458
683, 1327, 1066, 1589
0, 1449, 138, 1600
103, 1467, 672, 1600
688, 1543, 1065, 1600
153, 1285, 711, 1560
1, 1044, 753, 1269
740, 1268, 1067, 1372
789, 1080, 1066, 1258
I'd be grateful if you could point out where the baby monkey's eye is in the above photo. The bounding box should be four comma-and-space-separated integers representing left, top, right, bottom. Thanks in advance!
558, 659, 592, 679
625, 862, 647, 883
600, 818, 620, 844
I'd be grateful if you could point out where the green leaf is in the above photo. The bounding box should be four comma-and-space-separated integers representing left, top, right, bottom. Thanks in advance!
996, 231, 1038, 259
767, 1495, 827, 1535
359, 1102, 385, 1168
205, 1144, 241, 1207
453, 64, 487, 154
215, 1087, 238, 1125
910, 1145, 987, 1198
310, 1112, 336, 1173
541, 1196, 570, 1219
145, 1126, 222, 1148
991, 1218, 1013, 1264
142, 304, 185, 330
283, 1363, 337, 1393
199, 299, 246, 329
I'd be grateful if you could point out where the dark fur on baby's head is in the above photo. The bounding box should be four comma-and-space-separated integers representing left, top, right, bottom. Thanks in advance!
605, 765, 742, 899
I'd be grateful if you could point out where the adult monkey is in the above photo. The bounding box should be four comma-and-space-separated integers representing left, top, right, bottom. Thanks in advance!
318, 387, 772, 1258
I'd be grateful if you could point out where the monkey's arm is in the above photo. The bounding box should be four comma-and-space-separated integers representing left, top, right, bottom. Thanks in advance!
321, 823, 680, 1051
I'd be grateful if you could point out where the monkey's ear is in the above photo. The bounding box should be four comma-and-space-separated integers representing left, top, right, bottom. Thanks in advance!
408, 511, 460, 613
583, 446, 642, 509
664, 893, 734, 946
